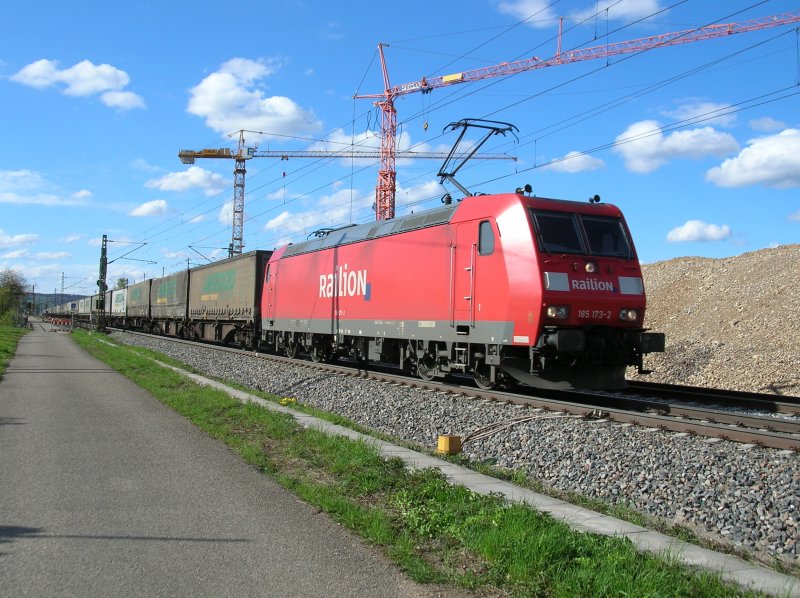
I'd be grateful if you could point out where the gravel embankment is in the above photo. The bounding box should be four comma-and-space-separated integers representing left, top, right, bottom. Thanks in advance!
110, 307, 799, 568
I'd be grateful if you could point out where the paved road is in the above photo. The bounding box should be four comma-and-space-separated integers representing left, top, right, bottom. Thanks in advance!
0, 325, 443, 597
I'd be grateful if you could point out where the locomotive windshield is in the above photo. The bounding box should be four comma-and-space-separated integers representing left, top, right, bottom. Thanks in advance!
581, 216, 632, 258
530, 209, 632, 258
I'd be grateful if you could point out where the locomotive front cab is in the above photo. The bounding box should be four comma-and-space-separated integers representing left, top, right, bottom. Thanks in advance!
526, 200, 665, 388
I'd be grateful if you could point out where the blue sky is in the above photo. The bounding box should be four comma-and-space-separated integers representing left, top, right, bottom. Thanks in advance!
1, 0, 798, 298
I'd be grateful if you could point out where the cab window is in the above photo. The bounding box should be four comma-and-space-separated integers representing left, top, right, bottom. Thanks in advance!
531, 210, 584, 254
582, 216, 631, 258
478, 221, 495, 255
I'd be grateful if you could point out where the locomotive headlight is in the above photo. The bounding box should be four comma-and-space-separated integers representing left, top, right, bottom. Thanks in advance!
585, 262, 597, 273
546, 305, 570, 320
618, 308, 639, 322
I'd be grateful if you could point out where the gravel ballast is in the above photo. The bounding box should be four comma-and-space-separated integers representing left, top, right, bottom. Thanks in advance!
108, 244, 800, 568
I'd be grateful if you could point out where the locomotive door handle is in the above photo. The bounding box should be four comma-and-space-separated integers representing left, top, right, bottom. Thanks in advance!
469, 243, 476, 327
449, 245, 455, 327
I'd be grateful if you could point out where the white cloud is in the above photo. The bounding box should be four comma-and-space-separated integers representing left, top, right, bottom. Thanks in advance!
188, 215, 206, 224
146, 166, 226, 196
1, 249, 30, 259
568, 0, 667, 24
0, 229, 39, 248
662, 101, 736, 128
542, 151, 605, 173
788, 210, 800, 222
311, 128, 380, 154
61, 234, 83, 243
0, 191, 72, 206
261, 179, 444, 247
614, 120, 738, 173
0, 170, 92, 206
266, 188, 302, 201
11, 59, 144, 110
496, 0, 558, 27
263, 184, 374, 241
161, 248, 189, 260
0, 169, 49, 192
36, 251, 70, 259
310, 128, 453, 168
264, 210, 293, 232
666, 220, 731, 243
129, 199, 169, 217
749, 116, 786, 133
131, 158, 161, 172
102, 90, 146, 109
706, 129, 800, 189
395, 180, 445, 212
219, 201, 234, 226
187, 58, 322, 136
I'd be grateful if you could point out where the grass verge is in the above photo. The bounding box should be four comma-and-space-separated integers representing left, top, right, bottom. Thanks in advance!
0, 325, 28, 379
73, 330, 765, 597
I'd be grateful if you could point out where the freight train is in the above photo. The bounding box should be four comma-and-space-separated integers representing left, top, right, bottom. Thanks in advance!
50, 188, 664, 389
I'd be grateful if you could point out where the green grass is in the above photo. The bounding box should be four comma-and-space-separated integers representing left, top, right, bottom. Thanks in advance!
73, 330, 767, 597
0, 325, 28, 379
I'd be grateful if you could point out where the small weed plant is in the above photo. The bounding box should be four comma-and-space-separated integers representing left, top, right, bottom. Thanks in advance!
0, 325, 28, 378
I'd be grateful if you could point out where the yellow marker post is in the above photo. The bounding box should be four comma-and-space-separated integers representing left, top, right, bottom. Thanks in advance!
437, 435, 462, 455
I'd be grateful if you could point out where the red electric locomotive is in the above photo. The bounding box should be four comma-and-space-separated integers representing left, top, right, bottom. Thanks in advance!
260, 188, 664, 390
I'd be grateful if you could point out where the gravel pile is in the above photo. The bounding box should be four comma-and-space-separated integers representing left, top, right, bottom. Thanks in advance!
629, 244, 800, 397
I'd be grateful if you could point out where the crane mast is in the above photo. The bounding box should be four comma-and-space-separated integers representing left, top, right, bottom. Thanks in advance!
355, 10, 800, 220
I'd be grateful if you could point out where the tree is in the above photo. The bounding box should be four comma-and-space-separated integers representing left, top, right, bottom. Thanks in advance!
114, 277, 129, 290
0, 268, 27, 325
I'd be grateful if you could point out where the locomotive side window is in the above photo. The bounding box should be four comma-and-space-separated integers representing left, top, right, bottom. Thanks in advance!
478, 220, 495, 255
530, 210, 584, 254
581, 216, 632, 258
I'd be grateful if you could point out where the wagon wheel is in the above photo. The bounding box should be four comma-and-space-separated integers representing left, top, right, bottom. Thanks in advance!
417, 354, 436, 382
473, 360, 495, 390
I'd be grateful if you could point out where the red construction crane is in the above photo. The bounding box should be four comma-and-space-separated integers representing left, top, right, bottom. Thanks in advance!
355, 10, 800, 221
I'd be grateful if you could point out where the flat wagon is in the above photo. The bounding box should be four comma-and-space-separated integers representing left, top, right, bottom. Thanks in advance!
187, 250, 271, 348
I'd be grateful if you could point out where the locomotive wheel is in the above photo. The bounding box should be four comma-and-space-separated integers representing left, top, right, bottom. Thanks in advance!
417, 355, 436, 381
473, 361, 496, 390
310, 345, 325, 363
285, 341, 299, 359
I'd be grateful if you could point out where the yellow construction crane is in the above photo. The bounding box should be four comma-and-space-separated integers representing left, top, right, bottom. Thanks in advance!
179, 129, 513, 256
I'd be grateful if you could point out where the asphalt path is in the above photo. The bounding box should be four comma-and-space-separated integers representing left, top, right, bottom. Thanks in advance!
0, 324, 448, 597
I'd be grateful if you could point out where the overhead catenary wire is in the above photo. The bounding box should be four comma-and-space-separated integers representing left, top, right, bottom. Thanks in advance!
111, 2, 796, 280
128, 0, 698, 266
475, 84, 800, 190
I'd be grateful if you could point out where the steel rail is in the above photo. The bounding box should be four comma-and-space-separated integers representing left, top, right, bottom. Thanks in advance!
106, 329, 800, 451
626, 380, 800, 413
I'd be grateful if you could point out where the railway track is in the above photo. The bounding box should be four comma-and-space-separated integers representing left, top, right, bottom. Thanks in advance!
107, 328, 800, 451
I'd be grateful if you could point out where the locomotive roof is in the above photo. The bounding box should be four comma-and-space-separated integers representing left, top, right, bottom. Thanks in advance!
281, 193, 621, 258
282, 203, 459, 258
